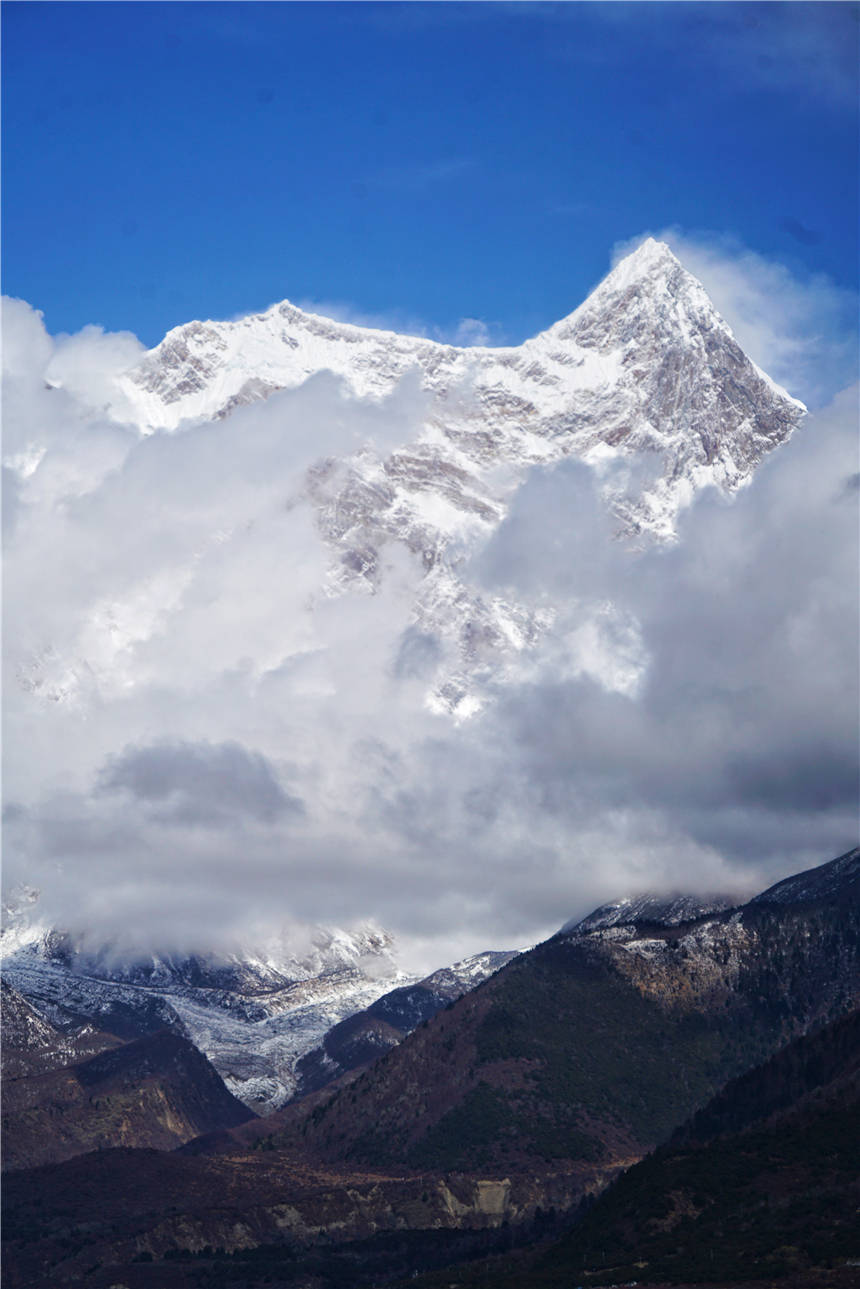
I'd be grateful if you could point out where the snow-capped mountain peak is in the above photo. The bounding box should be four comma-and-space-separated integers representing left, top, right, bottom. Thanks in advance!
108, 238, 804, 445
15, 240, 807, 721
107, 235, 806, 561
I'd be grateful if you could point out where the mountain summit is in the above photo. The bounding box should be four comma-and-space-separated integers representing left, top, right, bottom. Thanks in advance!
19, 239, 806, 724
108, 239, 804, 538
88, 241, 807, 717
113, 243, 803, 516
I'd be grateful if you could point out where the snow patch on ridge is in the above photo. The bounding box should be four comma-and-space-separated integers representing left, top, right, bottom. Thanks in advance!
0, 907, 415, 1113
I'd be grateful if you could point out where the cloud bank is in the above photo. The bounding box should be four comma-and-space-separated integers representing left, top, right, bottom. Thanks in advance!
3, 238, 857, 972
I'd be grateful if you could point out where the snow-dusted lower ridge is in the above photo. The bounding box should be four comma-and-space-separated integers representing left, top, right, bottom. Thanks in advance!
555, 849, 860, 1006
750, 846, 860, 905
292, 947, 523, 1098
1, 907, 519, 1113
561, 891, 741, 935
0, 916, 414, 1113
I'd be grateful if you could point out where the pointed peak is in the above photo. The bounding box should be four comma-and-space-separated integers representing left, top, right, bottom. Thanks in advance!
604, 237, 685, 292
619, 236, 679, 265
534, 237, 711, 347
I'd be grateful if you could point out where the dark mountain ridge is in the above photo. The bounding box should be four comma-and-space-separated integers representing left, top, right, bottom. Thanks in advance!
523, 1007, 860, 1287
293, 949, 519, 1098
398, 1008, 860, 1288
2, 848, 858, 1289
671, 1005, 860, 1146
1, 1026, 255, 1171
263, 848, 859, 1177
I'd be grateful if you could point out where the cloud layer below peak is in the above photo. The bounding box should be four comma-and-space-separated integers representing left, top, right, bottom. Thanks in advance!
3, 238, 857, 973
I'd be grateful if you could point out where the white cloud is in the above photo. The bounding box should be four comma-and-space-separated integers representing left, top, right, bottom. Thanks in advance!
448, 317, 491, 347
2, 249, 857, 972
45, 324, 145, 412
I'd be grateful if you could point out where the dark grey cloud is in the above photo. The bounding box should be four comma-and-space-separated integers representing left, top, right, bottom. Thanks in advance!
97, 739, 301, 826
471, 384, 859, 890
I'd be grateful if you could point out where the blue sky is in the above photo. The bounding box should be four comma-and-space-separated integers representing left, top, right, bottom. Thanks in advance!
3, 1, 859, 348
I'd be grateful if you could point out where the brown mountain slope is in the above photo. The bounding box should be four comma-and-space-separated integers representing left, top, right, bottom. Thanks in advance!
4, 1011, 857, 1289
262, 849, 860, 1179
2, 1027, 255, 1171
397, 1009, 860, 1288
3, 852, 857, 1289
293, 950, 519, 1099
4, 1030, 859, 1289
0, 1147, 592, 1289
